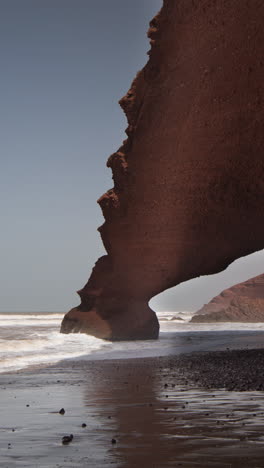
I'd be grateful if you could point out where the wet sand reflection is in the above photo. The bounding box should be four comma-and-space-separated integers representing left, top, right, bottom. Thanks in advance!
81, 358, 264, 467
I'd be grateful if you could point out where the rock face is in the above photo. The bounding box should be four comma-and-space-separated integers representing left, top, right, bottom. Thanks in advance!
61, 0, 264, 340
191, 274, 264, 322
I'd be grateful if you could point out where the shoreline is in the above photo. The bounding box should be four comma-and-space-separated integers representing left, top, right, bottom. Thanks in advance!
1, 345, 264, 467
13, 346, 264, 392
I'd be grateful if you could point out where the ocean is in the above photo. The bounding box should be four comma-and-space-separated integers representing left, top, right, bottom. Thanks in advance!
1, 311, 264, 373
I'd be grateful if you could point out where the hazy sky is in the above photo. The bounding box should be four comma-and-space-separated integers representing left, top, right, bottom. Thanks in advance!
1, 0, 263, 313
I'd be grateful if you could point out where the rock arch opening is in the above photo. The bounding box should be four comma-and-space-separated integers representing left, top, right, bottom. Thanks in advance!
150, 250, 264, 317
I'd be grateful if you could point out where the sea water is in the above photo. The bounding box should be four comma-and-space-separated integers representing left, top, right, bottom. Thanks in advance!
1, 311, 264, 372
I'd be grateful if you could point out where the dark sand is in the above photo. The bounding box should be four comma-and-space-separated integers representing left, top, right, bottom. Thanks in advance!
1, 336, 264, 467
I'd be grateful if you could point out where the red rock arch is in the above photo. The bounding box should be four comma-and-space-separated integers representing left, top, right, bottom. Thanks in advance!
61, 0, 264, 340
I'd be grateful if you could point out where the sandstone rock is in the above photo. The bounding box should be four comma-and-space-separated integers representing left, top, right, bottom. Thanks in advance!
61, 0, 264, 340
191, 274, 264, 322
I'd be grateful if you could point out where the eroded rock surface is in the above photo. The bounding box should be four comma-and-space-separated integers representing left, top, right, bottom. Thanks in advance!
61, 0, 264, 340
191, 274, 264, 323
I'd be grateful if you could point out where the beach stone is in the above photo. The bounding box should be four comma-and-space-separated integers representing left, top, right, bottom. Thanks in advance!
62, 434, 73, 445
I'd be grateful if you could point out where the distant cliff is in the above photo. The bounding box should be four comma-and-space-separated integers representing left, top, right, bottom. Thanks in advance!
191, 275, 264, 322
61, 0, 264, 340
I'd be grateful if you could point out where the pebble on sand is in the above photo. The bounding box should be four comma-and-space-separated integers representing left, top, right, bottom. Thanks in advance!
62, 434, 73, 445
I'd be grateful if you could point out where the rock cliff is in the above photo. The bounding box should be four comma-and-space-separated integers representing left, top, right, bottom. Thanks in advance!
191, 274, 264, 322
61, 0, 264, 340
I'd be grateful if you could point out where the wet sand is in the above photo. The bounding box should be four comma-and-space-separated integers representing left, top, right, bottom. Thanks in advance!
1, 340, 264, 467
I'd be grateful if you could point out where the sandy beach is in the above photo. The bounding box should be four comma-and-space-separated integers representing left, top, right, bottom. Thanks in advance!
1, 332, 264, 468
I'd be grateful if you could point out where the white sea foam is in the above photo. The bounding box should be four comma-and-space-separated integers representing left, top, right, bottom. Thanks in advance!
0, 313, 64, 327
158, 310, 195, 322
0, 314, 64, 320
0, 329, 108, 372
1, 311, 264, 373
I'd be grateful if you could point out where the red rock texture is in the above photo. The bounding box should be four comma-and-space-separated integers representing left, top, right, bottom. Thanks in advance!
61, 0, 264, 340
191, 274, 264, 322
